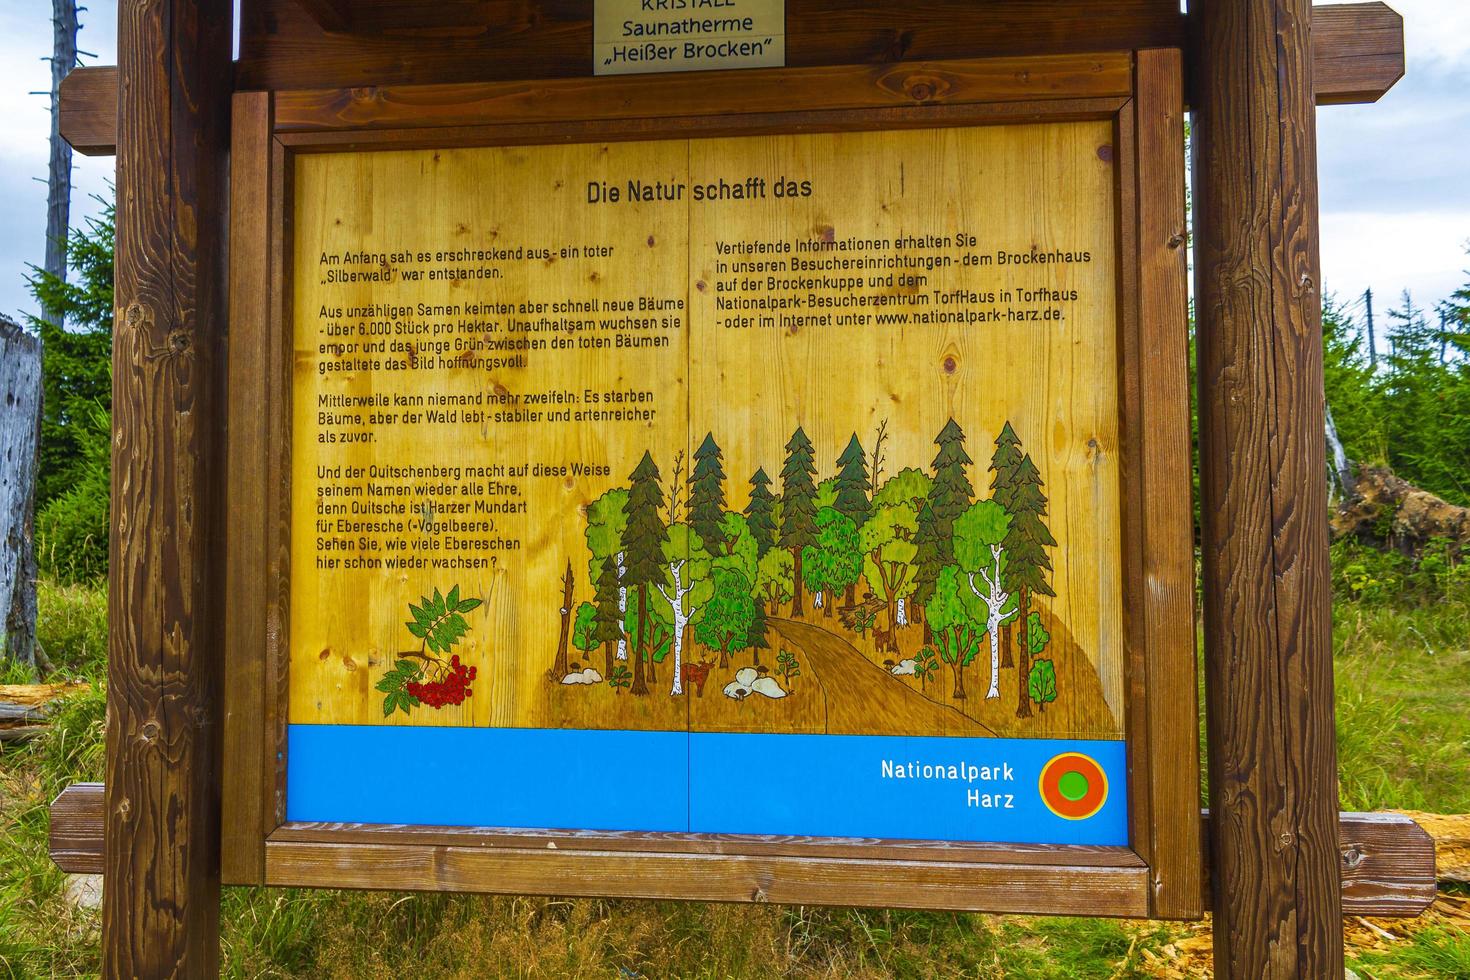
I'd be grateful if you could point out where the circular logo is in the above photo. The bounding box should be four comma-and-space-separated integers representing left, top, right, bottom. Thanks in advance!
1039, 752, 1108, 820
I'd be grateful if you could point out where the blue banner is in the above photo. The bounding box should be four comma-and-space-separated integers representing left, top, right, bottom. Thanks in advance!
287, 725, 1128, 845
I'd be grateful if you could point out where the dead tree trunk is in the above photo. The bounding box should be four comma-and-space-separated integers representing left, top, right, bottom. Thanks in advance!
43, 0, 79, 327
1332, 466, 1470, 555
1324, 401, 1354, 503
0, 318, 43, 672
552, 561, 574, 679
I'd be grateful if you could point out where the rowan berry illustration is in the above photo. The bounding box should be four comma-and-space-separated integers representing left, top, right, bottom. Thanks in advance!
376, 585, 483, 716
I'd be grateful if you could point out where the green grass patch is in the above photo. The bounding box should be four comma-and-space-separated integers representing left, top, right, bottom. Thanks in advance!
1, 563, 1466, 977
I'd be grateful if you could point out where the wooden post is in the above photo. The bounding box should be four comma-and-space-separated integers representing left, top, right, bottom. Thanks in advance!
1191, 1, 1343, 977
106, 0, 231, 974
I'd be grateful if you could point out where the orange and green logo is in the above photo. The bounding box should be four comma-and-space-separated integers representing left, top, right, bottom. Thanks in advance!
1039, 752, 1108, 820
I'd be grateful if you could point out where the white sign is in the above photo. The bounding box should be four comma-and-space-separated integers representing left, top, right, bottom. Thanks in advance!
594, 0, 785, 76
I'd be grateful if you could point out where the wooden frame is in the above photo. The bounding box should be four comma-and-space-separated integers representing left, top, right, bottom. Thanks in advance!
220, 49, 1202, 918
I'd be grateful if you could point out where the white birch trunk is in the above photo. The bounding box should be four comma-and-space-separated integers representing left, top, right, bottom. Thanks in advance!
896, 596, 908, 626
968, 546, 1010, 700
615, 551, 628, 660
657, 558, 691, 696
814, 590, 823, 608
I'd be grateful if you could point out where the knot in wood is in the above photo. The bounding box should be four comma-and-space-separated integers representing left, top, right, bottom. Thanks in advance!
1277, 831, 1295, 850
167, 330, 191, 354
751, 886, 769, 903
349, 87, 382, 105
115, 797, 132, 821
123, 302, 149, 330
1167, 232, 1186, 250
1342, 845, 1366, 869
903, 74, 948, 103
140, 720, 160, 743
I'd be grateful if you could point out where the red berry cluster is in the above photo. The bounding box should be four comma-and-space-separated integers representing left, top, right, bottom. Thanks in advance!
406, 655, 477, 709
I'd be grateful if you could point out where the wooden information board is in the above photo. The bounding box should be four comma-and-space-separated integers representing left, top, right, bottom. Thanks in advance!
222, 52, 1201, 916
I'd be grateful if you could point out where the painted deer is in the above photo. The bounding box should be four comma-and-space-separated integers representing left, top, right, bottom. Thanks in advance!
680, 660, 714, 697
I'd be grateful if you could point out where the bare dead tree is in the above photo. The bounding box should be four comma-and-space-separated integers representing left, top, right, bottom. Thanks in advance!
41, 0, 80, 327
869, 418, 888, 489
1, 318, 43, 673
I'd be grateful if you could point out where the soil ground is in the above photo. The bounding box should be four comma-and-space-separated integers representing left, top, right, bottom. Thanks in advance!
542, 606, 1118, 740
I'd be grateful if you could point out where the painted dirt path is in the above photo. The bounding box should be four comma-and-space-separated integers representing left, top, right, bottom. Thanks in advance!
769, 617, 995, 737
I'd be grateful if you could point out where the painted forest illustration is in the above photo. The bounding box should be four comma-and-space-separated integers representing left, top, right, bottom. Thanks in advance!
544, 420, 1122, 740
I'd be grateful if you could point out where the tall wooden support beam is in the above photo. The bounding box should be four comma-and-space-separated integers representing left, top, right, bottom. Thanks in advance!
107, 0, 232, 974
1190, 0, 1342, 977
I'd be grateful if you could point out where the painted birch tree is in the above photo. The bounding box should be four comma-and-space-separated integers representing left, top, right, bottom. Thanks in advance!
953, 499, 1016, 700
653, 523, 713, 696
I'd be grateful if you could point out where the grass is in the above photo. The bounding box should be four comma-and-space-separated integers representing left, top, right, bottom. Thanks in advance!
1, 559, 1466, 978
1334, 599, 1470, 813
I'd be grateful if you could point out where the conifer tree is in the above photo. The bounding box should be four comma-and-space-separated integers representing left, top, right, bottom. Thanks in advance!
833, 433, 872, 528
911, 501, 942, 644
745, 468, 777, 558
989, 421, 1025, 667
689, 432, 727, 554
592, 555, 624, 680
1004, 453, 1057, 718
780, 427, 818, 616
622, 452, 670, 696
747, 598, 770, 664
927, 418, 974, 564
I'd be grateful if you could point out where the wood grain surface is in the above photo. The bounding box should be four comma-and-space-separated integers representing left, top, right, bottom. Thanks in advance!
260, 838, 1153, 914
53, 783, 1438, 917
222, 91, 275, 886
106, 0, 232, 974
1191, 0, 1344, 975
237, 0, 1183, 90
287, 121, 1126, 743
1129, 48, 1202, 920
57, 9, 1405, 159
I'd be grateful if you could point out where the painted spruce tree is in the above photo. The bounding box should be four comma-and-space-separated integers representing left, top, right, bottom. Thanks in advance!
585, 488, 630, 662
834, 434, 872, 523
748, 598, 770, 663
1004, 453, 1057, 718
592, 555, 624, 680
928, 418, 974, 565
689, 432, 727, 554
988, 422, 1025, 668
911, 501, 943, 645
833, 434, 872, 605
744, 468, 777, 558
780, 427, 818, 616
622, 452, 670, 696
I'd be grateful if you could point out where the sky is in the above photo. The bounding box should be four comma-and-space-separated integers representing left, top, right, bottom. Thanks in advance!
0, 0, 1466, 330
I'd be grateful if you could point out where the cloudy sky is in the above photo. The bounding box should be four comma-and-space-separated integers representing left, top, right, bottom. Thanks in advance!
0, 0, 1466, 331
